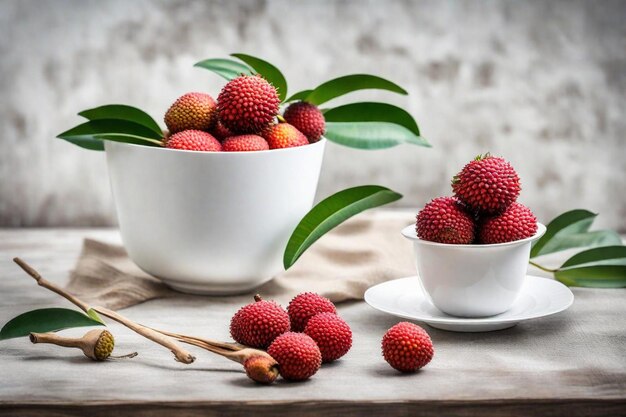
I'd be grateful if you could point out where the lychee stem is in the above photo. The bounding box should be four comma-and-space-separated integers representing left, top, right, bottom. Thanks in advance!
529, 261, 557, 273
253, 294, 263, 303
30, 332, 84, 349
13, 258, 196, 364
95, 306, 195, 364
29, 329, 134, 361
150, 328, 244, 352
13, 258, 279, 383
154, 330, 279, 384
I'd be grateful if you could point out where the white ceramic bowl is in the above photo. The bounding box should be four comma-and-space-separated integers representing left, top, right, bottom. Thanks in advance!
105, 139, 326, 295
401, 223, 546, 317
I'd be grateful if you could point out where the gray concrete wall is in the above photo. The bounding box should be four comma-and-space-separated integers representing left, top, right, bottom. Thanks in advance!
1, 0, 625, 230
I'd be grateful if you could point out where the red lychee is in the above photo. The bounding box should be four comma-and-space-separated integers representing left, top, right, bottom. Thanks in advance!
416, 197, 475, 244
382, 322, 434, 373
262, 122, 309, 149
304, 312, 352, 363
165, 130, 222, 152
164, 92, 217, 133
230, 295, 290, 349
217, 75, 280, 134
452, 154, 521, 214
267, 332, 322, 381
222, 135, 269, 152
287, 292, 337, 332
283, 101, 326, 143
478, 202, 538, 244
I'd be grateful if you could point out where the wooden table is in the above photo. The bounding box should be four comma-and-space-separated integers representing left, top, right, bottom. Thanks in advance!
1, 229, 625, 417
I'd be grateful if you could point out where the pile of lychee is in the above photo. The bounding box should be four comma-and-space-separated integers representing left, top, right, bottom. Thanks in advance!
162, 75, 325, 152
417, 154, 537, 244
230, 292, 434, 382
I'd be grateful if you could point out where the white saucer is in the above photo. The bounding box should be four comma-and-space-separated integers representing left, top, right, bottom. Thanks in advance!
364, 275, 574, 332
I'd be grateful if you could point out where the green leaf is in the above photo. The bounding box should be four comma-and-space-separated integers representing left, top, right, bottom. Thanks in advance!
285, 89, 313, 103
0, 308, 104, 341
536, 230, 622, 257
324, 122, 430, 149
57, 136, 105, 151
78, 105, 162, 136
305, 74, 408, 106
87, 308, 106, 325
323, 102, 420, 136
57, 119, 164, 150
530, 209, 598, 258
560, 246, 626, 269
231, 53, 288, 102
553, 246, 626, 288
194, 58, 252, 81
97, 133, 164, 146
555, 265, 626, 288
283, 185, 402, 269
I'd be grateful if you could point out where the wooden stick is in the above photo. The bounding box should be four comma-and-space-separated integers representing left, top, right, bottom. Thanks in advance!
151, 328, 244, 351
163, 333, 275, 366
92, 306, 195, 364
13, 257, 196, 364
14, 257, 91, 312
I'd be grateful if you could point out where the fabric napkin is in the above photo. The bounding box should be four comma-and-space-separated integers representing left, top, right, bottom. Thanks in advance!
65, 211, 417, 309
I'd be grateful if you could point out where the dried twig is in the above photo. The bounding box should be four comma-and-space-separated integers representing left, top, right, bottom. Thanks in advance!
13, 257, 195, 364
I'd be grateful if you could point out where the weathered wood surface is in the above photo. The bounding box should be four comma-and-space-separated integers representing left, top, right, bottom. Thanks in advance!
0, 229, 625, 417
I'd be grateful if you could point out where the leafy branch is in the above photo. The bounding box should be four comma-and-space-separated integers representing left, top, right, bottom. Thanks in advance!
529, 210, 625, 287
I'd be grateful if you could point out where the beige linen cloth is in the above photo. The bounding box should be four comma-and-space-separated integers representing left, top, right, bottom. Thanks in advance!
65, 211, 417, 309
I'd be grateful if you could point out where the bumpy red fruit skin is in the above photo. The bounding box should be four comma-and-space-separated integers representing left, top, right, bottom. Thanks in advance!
478, 202, 537, 244
222, 135, 269, 152
230, 295, 290, 349
283, 101, 326, 143
211, 120, 233, 141
165, 130, 222, 152
304, 312, 352, 363
267, 332, 322, 381
164, 92, 217, 133
217, 75, 280, 134
452, 154, 521, 214
262, 123, 309, 149
287, 292, 337, 332
382, 322, 434, 373
416, 197, 475, 244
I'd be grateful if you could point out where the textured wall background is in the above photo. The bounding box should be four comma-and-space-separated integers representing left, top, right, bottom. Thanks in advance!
1, 0, 625, 230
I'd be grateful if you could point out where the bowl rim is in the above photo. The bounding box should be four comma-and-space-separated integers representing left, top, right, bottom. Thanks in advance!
401, 222, 546, 248
104, 136, 327, 156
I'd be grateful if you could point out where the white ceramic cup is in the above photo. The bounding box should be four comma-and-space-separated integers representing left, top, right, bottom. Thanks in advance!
401, 223, 546, 317
105, 139, 326, 295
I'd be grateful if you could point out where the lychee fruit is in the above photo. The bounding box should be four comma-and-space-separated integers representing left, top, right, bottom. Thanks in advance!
230, 295, 290, 349
165, 130, 222, 152
243, 355, 279, 384
287, 292, 337, 332
267, 332, 322, 381
304, 312, 352, 363
222, 135, 269, 152
262, 122, 309, 149
164, 92, 218, 134
452, 154, 521, 214
416, 196, 475, 244
382, 322, 434, 373
283, 101, 326, 143
210, 120, 233, 141
217, 74, 280, 134
478, 202, 538, 244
